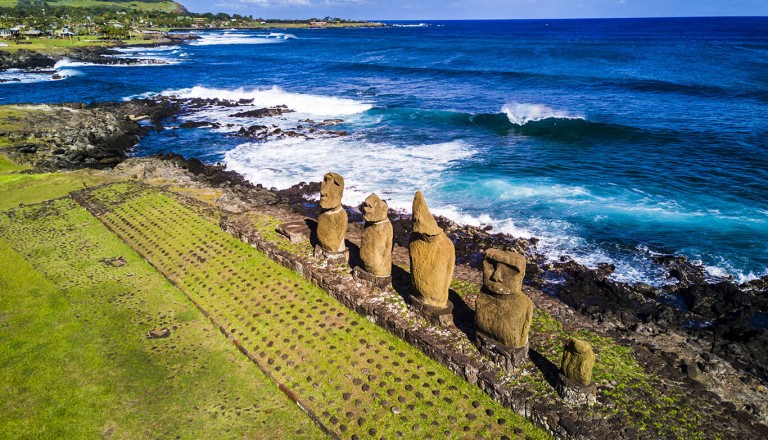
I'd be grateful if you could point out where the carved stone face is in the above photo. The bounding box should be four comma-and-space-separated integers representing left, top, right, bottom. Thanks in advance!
319, 172, 344, 209
483, 249, 526, 295
362, 193, 389, 223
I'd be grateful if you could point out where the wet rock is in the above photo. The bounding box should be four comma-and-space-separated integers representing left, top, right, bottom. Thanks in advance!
653, 254, 706, 287
180, 121, 220, 129
231, 107, 293, 118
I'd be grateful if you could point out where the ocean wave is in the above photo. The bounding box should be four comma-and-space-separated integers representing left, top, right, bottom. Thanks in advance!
111, 45, 181, 53
0, 66, 80, 85
189, 31, 292, 46
53, 59, 97, 68
263, 32, 297, 39
704, 264, 767, 284
224, 137, 475, 208
501, 102, 584, 125
375, 106, 673, 142
54, 57, 178, 68
154, 85, 373, 117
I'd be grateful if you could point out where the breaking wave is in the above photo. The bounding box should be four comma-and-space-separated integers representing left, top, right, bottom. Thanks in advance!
151, 85, 373, 117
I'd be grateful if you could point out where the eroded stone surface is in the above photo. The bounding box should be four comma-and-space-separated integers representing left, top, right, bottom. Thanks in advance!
475, 250, 533, 349
409, 191, 454, 309
360, 193, 393, 277
316, 172, 347, 253
560, 338, 595, 386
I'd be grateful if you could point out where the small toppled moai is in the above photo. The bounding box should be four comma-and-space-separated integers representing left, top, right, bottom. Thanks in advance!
353, 193, 393, 288
557, 337, 597, 405
408, 191, 455, 326
474, 249, 533, 369
314, 172, 349, 263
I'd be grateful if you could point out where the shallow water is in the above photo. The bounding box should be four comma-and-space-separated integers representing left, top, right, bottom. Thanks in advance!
3, 18, 767, 285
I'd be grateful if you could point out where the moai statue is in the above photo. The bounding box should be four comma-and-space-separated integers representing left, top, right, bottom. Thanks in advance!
557, 337, 597, 405
354, 193, 393, 288
408, 191, 455, 325
474, 249, 533, 369
314, 172, 348, 262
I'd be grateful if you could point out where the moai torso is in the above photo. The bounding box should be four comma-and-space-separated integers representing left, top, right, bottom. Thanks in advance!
360, 193, 393, 276
409, 191, 454, 308
316, 172, 347, 252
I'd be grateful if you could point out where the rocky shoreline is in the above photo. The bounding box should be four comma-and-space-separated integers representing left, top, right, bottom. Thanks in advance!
0, 34, 198, 71
2, 98, 767, 427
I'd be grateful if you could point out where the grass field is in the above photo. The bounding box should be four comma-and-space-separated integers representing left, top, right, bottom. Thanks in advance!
0, 197, 325, 439
0, 148, 119, 211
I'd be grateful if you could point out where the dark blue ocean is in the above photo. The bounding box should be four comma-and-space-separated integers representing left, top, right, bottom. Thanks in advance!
2, 17, 767, 286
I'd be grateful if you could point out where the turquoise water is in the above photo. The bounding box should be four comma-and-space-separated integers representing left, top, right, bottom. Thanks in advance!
2, 17, 767, 285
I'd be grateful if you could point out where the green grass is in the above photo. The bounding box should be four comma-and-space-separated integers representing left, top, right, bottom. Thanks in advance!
0, 36, 173, 54
0, 106, 32, 133
45, 0, 183, 13
85, 182, 549, 439
0, 198, 325, 439
0, 168, 116, 211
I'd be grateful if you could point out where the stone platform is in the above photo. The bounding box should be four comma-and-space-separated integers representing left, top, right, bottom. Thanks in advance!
475, 331, 529, 370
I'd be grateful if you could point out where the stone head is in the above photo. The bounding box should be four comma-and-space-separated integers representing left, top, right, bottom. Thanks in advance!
483, 249, 526, 295
319, 172, 344, 209
362, 193, 389, 223
412, 191, 442, 236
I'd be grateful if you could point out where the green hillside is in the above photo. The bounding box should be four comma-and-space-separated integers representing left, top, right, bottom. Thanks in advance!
0, 0, 187, 13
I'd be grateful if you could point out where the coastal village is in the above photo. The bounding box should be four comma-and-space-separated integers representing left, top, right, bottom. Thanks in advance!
0, 0, 383, 46
1, 2, 767, 440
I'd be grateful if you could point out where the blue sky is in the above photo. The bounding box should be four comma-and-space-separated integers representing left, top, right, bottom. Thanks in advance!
181, 1, 768, 20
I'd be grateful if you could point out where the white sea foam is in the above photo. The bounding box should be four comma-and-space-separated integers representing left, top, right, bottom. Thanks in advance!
0, 66, 80, 84
703, 258, 768, 284
156, 86, 373, 116
111, 45, 181, 53
225, 137, 475, 209
478, 178, 591, 201
53, 59, 96, 68
189, 31, 292, 46
501, 102, 584, 125
106, 45, 185, 64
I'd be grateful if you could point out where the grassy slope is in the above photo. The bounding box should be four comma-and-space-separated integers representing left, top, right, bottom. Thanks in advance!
0, 36, 160, 54
0, 0, 185, 12
0, 161, 325, 439
0, 204, 326, 439
0, 154, 117, 210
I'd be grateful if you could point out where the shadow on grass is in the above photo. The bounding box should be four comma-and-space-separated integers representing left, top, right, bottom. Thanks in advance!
529, 348, 561, 391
